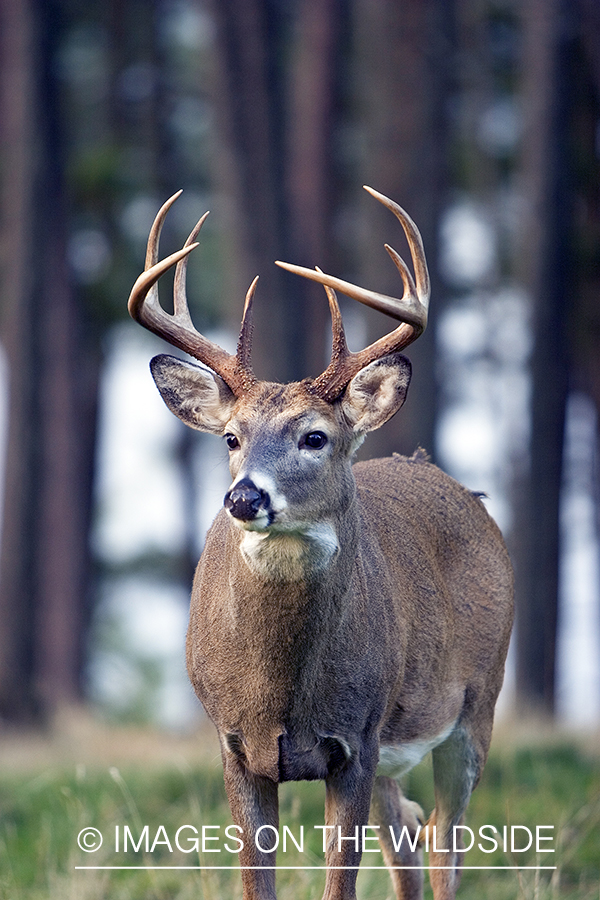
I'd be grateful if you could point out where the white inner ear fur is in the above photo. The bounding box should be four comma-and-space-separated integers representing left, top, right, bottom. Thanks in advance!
341, 355, 411, 434
150, 355, 236, 435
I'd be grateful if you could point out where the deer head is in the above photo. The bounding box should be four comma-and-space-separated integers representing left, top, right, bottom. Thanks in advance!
128, 188, 430, 548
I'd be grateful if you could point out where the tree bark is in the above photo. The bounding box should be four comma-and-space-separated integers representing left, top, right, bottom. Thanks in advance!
352, 0, 452, 460
0, 0, 100, 721
205, 0, 293, 381
0, 0, 39, 719
514, 0, 572, 713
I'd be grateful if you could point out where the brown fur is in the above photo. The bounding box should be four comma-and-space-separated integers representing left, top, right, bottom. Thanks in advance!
145, 352, 515, 900
130, 189, 512, 899
182, 428, 513, 900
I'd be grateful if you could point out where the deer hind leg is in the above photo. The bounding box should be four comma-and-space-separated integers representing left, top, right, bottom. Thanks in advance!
221, 755, 279, 900
427, 723, 486, 900
370, 775, 425, 900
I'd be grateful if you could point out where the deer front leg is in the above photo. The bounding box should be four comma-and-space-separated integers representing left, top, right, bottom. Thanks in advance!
222, 755, 279, 900
321, 739, 379, 900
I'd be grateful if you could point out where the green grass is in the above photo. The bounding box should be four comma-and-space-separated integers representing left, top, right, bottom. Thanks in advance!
0, 730, 598, 900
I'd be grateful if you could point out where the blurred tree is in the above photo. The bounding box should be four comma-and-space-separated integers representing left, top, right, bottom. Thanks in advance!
206, 0, 452, 457
206, 0, 343, 383
507, 0, 600, 715
0, 0, 228, 724
512, 0, 600, 714
0, 0, 100, 720
0, 0, 598, 726
512, 0, 571, 714
351, 0, 453, 460
572, 0, 600, 444
286, 0, 345, 377
0, 0, 39, 720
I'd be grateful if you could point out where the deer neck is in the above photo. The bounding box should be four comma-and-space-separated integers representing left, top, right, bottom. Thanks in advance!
223, 511, 360, 700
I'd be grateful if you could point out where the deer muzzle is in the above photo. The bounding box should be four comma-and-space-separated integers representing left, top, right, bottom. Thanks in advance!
224, 478, 271, 522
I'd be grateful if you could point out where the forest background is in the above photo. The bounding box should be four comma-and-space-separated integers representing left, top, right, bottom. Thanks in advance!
0, 0, 599, 734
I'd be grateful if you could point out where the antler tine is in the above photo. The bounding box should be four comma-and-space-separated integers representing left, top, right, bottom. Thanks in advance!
276, 187, 429, 331
173, 210, 210, 322
128, 192, 257, 396
236, 276, 258, 374
364, 185, 430, 317
275, 186, 430, 401
316, 268, 348, 368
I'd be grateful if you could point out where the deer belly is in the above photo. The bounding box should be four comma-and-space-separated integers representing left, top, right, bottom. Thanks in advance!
377, 719, 457, 778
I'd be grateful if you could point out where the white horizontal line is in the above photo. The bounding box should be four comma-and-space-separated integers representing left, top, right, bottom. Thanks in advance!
75, 865, 557, 871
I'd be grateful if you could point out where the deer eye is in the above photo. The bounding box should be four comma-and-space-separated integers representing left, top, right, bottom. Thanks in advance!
225, 433, 240, 450
301, 431, 328, 450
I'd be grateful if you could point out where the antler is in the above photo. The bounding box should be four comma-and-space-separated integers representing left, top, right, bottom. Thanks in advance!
127, 191, 257, 396
275, 186, 430, 402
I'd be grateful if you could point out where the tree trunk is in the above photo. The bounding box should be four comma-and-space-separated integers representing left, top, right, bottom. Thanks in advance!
352, 0, 452, 460
0, 0, 100, 721
285, 0, 343, 377
206, 0, 345, 383
206, 0, 293, 381
0, 0, 39, 720
513, 0, 572, 713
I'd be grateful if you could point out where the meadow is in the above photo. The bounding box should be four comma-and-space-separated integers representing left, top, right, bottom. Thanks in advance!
0, 716, 598, 900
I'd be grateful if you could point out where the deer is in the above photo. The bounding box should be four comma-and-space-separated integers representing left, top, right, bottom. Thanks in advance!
127, 186, 514, 900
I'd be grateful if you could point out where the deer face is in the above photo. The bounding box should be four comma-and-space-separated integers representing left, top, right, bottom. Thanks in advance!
150, 353, 411, 575
220, 381, 353, 533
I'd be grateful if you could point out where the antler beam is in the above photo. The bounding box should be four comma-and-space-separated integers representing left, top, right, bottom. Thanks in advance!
276, 186, 430, 401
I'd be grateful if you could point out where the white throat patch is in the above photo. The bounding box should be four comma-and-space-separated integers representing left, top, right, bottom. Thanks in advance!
239, 522, 340, 581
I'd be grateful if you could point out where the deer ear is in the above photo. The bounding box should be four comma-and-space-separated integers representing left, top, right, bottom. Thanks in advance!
341, 353, 411, 433
150, 354, 237, 434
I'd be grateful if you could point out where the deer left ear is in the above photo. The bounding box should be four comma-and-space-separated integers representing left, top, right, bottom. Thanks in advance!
341, 353, 412, 433
150, 354, 237, 434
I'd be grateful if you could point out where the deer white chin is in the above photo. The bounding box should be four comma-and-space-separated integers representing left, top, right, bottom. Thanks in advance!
230, 509, 273, 532
239, 522, 340, 580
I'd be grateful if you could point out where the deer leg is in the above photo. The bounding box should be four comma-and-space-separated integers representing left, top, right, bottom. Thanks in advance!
320, 738, 379, 900
370, 775, 425, 900
427, 724, 484, 900
222, 756, 279, 900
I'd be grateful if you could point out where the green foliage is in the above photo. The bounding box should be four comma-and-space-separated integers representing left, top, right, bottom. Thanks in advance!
0, 738, 598, 899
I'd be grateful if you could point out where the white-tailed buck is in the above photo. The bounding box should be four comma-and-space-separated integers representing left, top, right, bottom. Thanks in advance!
128, 187, 514, 900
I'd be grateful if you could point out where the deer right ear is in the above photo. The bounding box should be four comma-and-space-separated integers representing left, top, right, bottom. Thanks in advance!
341, 353, 412, 434
150, 354, 237, 434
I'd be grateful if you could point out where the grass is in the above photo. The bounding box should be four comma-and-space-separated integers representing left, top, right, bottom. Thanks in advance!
0, 716, 598, 900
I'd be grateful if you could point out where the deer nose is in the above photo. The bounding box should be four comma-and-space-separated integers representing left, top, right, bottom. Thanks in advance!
224, 478, 270, 521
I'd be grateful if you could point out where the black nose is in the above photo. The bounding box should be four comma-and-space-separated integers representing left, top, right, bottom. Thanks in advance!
224, 478, 270, 521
